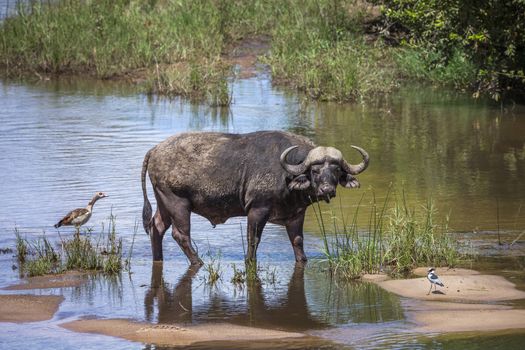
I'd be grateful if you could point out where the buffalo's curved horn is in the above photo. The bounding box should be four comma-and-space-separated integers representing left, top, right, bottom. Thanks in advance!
341, 145, 369, 175
280, 146, 309, 176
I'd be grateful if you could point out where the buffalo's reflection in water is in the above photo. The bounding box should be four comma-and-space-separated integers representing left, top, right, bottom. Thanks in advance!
144, 263, 404, 331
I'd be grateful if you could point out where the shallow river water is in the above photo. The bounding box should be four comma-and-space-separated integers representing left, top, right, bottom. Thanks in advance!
1, 74, 525, 349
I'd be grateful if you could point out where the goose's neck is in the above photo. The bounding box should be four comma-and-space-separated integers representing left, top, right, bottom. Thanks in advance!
86, 196, 100, 210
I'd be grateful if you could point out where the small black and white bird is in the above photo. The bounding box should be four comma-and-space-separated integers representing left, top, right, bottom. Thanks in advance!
427, 267, 445, 295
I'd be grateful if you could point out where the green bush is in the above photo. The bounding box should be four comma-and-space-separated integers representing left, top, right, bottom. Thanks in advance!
374, 0, 525, 100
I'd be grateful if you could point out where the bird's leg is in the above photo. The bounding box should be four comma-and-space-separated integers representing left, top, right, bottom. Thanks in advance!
427, 283, 432, 295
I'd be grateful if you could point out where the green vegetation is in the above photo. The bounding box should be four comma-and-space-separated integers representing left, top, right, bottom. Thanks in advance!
374, 0, 525, 100
1, 0, 522, 102
315, 191, 460, 279
203, 250, 222, 286
264, 1, 398, 102
14, 216, 125, 277
231, 263, 246, 286
0, 0, 236, 104
14, 228, 28, 264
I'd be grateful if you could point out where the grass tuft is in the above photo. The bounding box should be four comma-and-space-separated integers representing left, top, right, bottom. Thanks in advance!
231, 263, 246, 286
317, 190, 460, 279
203, 250, 222, 286
14, 214, 125, 277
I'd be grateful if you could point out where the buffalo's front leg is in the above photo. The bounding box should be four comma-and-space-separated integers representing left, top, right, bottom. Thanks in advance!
246, 206, 270, 263
285, 211, 307, 263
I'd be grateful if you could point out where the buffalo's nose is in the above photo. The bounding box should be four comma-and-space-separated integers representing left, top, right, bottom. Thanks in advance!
318, 184, 335, 197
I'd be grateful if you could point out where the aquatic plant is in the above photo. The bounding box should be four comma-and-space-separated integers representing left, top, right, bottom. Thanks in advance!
317, 190, 460, 279
261, 264, 277, 285
231, 263, 246, 286
203, 250, 222, 286
14, 215, 125, 277
125, 220, 139, 271
14, 227, 28, 264
25, 234, 62, 277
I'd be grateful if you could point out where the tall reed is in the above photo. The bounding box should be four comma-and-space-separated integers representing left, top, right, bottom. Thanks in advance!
316, 190, 459, 279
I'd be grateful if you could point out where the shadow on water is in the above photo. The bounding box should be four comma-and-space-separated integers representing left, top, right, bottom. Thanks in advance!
144, 262, 327, 330
142, 262, 404, 332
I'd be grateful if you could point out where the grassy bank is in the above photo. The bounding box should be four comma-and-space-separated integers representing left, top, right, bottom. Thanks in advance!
314, 191, 462, 279
0, 0, 494, 103
0, 0, 239, 104
14, 216, 129, 277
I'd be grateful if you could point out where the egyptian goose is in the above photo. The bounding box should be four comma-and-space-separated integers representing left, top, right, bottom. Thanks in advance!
54, 192, 108, 231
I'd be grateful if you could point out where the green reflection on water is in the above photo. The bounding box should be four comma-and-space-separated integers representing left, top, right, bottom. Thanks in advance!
297, 88, 525, 232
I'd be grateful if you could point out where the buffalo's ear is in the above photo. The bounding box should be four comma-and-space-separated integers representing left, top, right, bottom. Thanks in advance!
339, 174, 360, 189
288, 174, 311, 191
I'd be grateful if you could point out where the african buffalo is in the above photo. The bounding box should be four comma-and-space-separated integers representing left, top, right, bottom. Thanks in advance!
141, 131, 369, 265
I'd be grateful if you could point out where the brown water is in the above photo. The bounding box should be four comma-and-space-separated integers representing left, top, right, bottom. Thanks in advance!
0, 76, 524, 349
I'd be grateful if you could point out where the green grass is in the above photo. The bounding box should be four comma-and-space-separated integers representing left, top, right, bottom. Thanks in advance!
0, 0, 485, 103
265, 1, 398, 102
14, 228, 28, 264
231, 263, 246, 286
0, 0, 232, 103
316, 190, 461, 279
394, 47, 477, 90
203, 250, 222, 286
14, 215, 125, 277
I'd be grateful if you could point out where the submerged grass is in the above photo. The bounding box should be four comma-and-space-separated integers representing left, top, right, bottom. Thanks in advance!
14, 215, 125, 277
203, 250, 222, 286
316, 190, 460, 279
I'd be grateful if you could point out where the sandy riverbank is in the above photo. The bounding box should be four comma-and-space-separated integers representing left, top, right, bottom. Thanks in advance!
2, 271, 88, 290
368, 267, 525, 333
61, 319, 306, 347
375, 267, 525, 302
0, 294, 64, 323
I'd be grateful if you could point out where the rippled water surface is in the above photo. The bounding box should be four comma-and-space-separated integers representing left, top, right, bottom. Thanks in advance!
1, 75, 525, 349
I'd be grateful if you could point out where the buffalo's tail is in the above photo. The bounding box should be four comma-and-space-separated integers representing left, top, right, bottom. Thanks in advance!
141, 148, 153, 235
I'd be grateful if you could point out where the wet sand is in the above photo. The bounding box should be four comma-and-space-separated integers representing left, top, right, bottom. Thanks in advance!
0, 294, 64, 323
61, 319, 305, 346
405, 301, 525, 333
371, 267, 525, 333
375, 267, 525, 302
2, 271, 88, 290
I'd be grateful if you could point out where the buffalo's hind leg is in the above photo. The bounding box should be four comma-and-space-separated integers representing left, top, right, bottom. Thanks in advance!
158, 188, 203, 266
149, 205, 171, 261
